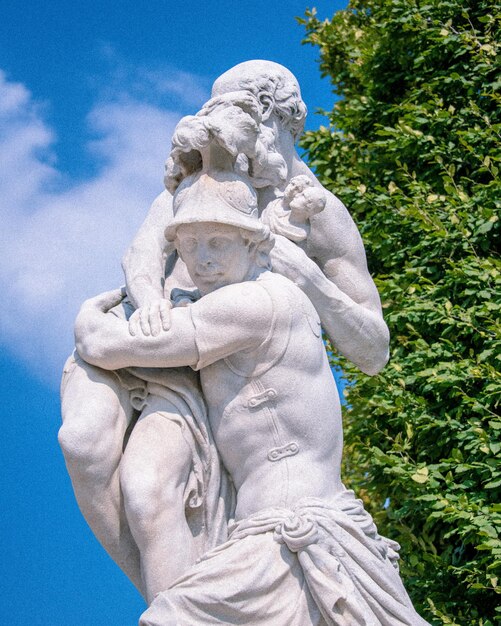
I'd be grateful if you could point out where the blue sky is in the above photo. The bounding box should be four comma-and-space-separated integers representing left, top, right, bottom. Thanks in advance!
0, 1, 345, 623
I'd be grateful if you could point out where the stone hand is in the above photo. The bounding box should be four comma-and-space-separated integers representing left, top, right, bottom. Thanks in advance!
128, 299, 172, 337
85, 288, 126, 313
74, 289, 125, 354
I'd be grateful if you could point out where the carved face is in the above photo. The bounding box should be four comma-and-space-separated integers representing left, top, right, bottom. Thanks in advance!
176, 222, 256, 295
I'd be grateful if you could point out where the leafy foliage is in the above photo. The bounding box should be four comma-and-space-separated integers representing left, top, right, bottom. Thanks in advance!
299, 1, 500, 623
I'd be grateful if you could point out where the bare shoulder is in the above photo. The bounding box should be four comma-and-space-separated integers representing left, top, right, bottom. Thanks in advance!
307, 187, 383, 312
189, 279, 275, 357
123, 190, 174, 264
196, 280, 274, 324
140, 189, 174, 233
191, 281, 274, 343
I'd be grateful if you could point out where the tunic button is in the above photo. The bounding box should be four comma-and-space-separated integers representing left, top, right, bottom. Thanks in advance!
247, 388, 277, 408
268, 442, 300, 462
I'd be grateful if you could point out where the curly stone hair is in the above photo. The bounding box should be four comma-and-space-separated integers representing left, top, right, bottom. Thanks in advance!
211, 60, 307, 141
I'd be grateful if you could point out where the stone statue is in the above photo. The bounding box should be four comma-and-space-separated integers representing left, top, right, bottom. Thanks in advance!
123, 61, 390, 376
60, 60, 429, 624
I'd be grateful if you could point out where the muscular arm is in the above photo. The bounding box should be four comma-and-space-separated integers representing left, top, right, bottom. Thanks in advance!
121, 166, 389, 374
75, 283, 273, 371
273, 161, 389, 375
75, 290, 199, 370
121, 190, 173, 308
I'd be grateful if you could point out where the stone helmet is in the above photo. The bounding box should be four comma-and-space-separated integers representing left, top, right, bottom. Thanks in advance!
165, 170, 269, 241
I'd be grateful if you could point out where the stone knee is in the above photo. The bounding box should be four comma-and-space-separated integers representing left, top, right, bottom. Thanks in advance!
120, 409, 192, 542
59, 355, 131, 476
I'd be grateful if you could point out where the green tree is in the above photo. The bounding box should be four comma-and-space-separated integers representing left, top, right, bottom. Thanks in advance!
299, 1, 500, 623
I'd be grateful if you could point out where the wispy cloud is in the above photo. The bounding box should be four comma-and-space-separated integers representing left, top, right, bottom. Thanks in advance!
0, 65, 210, 385
92, 43, 211, 109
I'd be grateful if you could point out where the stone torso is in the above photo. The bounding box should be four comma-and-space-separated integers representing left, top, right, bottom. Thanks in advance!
193, 273, 344, 520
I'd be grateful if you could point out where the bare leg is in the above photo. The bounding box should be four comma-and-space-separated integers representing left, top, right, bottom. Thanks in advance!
58, 355, 144, 596
120, 399, 198, 604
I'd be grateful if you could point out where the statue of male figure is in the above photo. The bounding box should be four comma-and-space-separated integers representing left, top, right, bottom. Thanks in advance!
59, 60, 390, 603
125, 60, 389, 375
76, 171, 428, 626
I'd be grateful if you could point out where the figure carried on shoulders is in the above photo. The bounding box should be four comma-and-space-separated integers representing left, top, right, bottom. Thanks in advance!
59, 59, 430, 625
75, 168, 428, 626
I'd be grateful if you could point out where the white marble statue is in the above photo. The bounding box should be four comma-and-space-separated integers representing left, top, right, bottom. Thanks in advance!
124, 61, 390, 377
60, 60, 429, 624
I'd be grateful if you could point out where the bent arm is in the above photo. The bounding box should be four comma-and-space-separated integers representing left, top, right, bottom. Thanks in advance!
75, 290, 199, 370
309, 193, 389, 374
121, 190, 173, 308
272, 168, 389, 375
294, 250, 389, 376
74, 283, 273, 371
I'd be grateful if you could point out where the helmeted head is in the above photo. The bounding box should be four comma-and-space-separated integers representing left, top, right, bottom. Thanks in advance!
211, 60, 307, 140
166, 171, 273, 294
166, 170, 266, 240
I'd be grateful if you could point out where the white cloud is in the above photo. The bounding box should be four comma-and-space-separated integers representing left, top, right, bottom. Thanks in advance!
92, 43, 211, 109
142, 68, 210, 107
0, 67, 209, 385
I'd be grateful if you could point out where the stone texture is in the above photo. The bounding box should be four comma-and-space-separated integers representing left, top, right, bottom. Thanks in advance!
60, 60, 429, 625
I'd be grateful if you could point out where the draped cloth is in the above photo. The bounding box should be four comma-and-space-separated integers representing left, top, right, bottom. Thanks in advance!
115, 364, 236, 554
62, 347, 235, 556
140, 491, 430, 626
111, 297, 236, 553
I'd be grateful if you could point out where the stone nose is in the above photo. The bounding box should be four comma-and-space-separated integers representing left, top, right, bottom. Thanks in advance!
196, 243, 214, 267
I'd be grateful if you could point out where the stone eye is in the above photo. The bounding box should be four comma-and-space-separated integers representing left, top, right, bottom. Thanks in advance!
209, 238, 228, 250
182, 239, 197, 252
